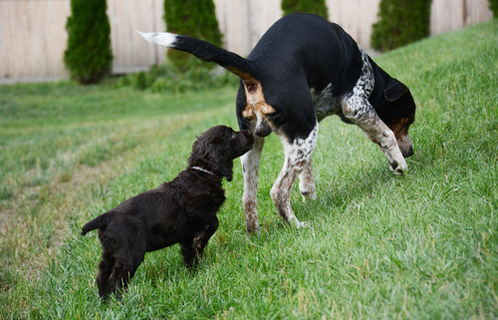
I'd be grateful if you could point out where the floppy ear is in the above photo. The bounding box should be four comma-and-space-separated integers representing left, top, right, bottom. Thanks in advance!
222, 167, 233, 182
208, 136, 234, 181
210, 135, 222, 143
384, 79, 408, 102
214, 141, 234, 181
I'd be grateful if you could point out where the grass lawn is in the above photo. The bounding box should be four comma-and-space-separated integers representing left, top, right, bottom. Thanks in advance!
1, 20, 497, 319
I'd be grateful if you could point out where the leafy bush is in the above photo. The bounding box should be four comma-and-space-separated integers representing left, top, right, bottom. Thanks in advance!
370, 0, 432, 52
63, 0, 113, 84
164, 0, 223, 71
490, 0, 498, 18
114, 65, 238, 92
281, 0, 328, 19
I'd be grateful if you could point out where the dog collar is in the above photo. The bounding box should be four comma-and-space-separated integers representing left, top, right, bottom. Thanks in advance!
190, 166, 221, 181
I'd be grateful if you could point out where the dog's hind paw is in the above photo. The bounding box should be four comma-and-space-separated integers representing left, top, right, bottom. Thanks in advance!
294, 220, 312, 229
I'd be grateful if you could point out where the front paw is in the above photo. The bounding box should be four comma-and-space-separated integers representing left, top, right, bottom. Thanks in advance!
389, 157, 407, 175
294, 220, 311, 229
245, 220, 261, 236
300, 189, 317, 202
389, 160, 403, 175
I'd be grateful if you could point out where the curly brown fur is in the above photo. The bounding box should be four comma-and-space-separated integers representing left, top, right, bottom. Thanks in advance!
81, 125, 254, 299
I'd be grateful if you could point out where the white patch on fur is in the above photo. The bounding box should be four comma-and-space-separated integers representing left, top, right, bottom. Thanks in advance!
342, 44, 407, 174
345, 44, 375, 118
241, 137, 265, 235
138, 31, 177, 48
299, 159, 316, 202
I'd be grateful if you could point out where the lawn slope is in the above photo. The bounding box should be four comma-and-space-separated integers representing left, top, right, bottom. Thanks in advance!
1, 20, 497, 319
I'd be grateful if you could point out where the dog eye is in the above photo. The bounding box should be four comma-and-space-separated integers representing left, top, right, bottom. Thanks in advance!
232, 132, 236, 139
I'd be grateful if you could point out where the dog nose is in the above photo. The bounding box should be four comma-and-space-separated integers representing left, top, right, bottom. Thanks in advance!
403, 146, 414, 158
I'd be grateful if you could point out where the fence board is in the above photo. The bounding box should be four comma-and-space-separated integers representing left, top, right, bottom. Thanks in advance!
431, 0, 493, 35
327, 0, 381, 49
107, 0, 167, 72
0, 0, 69, 78
0, 0, 494, 80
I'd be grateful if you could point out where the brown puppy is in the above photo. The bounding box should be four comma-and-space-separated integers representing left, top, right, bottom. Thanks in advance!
81, 125, 254, 298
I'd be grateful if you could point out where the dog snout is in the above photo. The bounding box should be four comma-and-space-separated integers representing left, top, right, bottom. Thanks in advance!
402, 145, 414, 158
230, 129, 255, 158
398, 134, 414, 158
240, 129, 255, 145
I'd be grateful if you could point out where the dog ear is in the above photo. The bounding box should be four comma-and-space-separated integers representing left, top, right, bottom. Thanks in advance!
210, 136, 222, 143
206, 135, 234, 181
213, 142, 233, 181
384, 79, 408, 102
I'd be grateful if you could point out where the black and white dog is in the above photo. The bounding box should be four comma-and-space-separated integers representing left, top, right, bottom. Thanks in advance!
140, 13, 416, 235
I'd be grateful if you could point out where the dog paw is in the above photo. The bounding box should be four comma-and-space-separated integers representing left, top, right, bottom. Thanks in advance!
246, 224, 261, 236
295, 220, 311, 229
300, 189, 317, 202
389, 160, 407, 175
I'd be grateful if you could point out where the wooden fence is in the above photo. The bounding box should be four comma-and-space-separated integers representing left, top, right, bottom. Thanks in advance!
0, 0, 493, 80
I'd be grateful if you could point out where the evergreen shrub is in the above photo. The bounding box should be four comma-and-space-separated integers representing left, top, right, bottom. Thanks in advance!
371, 0, 432, 52
164, 0, 223, 71
114, 65, 237, 92
281, 0, 328, 19
490, 0, 498, 18
64, 0, 113, 84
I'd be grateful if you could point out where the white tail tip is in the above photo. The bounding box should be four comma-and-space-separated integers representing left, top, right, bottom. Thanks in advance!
137, 31, 177, 48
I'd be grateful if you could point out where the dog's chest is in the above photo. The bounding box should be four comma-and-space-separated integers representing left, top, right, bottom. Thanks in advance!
311, 83, 341, 121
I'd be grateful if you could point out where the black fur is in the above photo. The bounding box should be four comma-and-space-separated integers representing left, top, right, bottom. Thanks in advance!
146, 13, 416, 147
235, 14, 415, 144
81, 126, 254, 298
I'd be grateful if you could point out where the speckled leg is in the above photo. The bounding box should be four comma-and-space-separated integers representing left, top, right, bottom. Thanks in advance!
299, 159, 316, 202
270, 121, 318, 227
241, 137, 264, 235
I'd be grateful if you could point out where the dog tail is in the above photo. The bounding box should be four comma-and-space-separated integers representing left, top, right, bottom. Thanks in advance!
138, 31, 261, 81
81, 211, 112, 236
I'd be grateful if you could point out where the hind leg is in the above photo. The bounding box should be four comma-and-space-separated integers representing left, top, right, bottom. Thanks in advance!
105, 251, 144, 299
270, 121, 318, 227
241, 136, 264, 235
96, 248, 115, 298
97, 231, 145, 299
106, 262, 138, 298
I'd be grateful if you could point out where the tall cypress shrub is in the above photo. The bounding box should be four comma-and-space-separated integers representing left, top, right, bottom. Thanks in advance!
490, 0, 498, 18
371, 0, 432, 52
64, 0, 113, 84
281, 0, 329, 19
164, 0, 223, 70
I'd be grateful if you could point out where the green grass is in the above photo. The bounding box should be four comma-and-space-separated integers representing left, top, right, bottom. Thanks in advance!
1, 20, 497, 319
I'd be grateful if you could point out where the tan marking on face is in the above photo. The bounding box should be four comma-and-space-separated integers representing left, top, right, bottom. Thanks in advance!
241, 79, 275, 121
388, 116, 414, 141
387, 116, 415, 157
